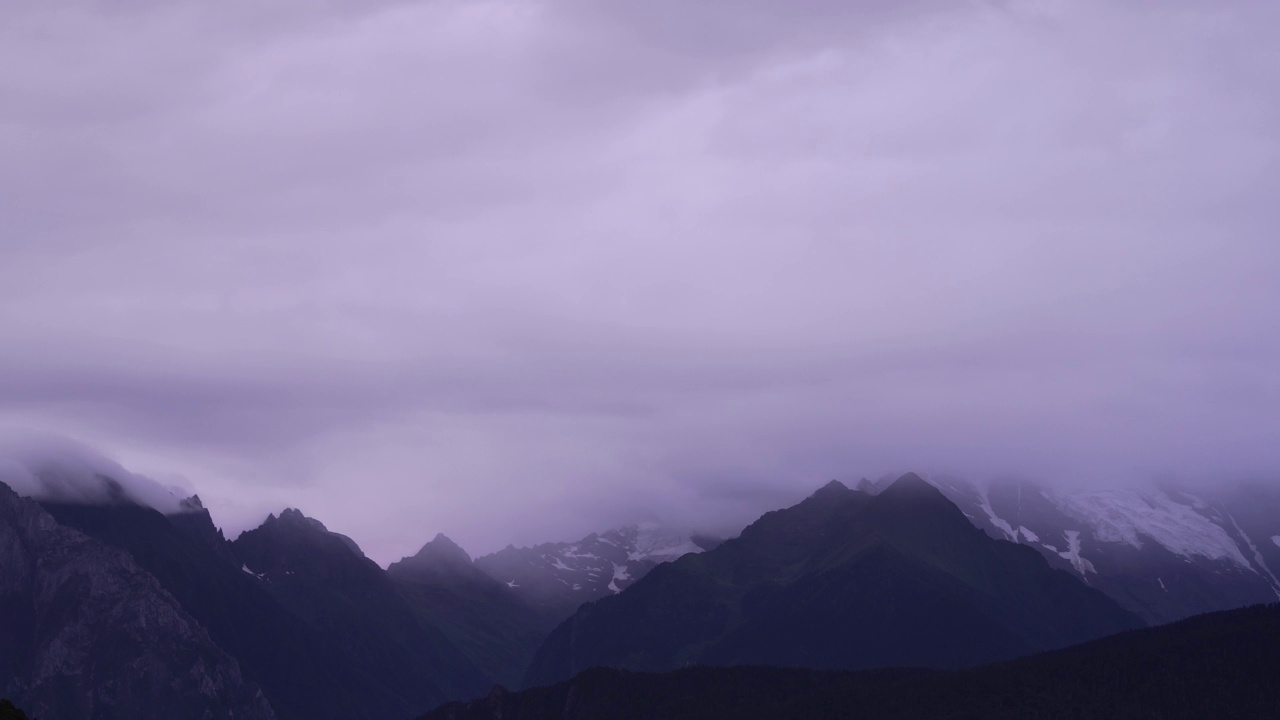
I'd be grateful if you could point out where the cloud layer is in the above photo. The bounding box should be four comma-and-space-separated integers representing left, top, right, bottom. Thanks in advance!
2, 0, 1278, 563
0, 432, 192, 514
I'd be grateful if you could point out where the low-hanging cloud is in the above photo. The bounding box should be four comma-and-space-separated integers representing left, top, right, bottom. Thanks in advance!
1, 0, 1278, 563
0, 432, 193, 514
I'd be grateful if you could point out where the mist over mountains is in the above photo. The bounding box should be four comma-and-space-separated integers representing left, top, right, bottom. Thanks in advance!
0, 435, 194, 515
5, 0, 1280, 573
3, 448, 1279, 719
3, 0, 1278, 717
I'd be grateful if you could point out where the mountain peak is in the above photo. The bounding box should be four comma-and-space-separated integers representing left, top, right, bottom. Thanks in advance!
425, 533, 473, 565
270, 507, 334, 534
250, 508, 366, 558
879, 472, 937, 497
811, 479, 852, 501
278, 506, 311, 522
387, 532, 480, 583
862, 472, 976, 533
523, 468, 1141, 689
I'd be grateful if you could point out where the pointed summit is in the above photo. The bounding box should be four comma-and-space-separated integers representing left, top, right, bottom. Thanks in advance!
168, 494, 234, 561
859, 472, 984, 542
811, 479, 852, 501
276, 507, 328, 531
877, 472, 941, 498
424, 533, 474, 565
244, 507, 366, 559
388, 533, 477, 580
868, 473, 963, 519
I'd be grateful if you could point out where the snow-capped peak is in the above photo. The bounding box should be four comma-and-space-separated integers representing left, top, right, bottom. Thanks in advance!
474, 523, 707, 611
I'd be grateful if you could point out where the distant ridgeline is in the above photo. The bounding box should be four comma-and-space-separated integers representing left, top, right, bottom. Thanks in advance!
3, 462, 1280, 720
0, 468, 713, 719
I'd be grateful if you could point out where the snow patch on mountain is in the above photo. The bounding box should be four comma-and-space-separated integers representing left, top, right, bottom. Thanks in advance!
976, 490, 1017, 541
627, 525, 702, 562
1059, 530, 1096, 576
476, 523, 707, 610
607, 562, 632, 594
561, 546, 598, 559
1226, 515, 1280, 599
1049, 488, 1252, 569
924, 475, 1280, 625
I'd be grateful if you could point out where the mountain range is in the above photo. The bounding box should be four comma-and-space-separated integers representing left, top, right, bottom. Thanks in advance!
2, 464, 1278, 719
523, 474, 1141, 686
461, 474, 1280, 636
0, 482, 274, 719
35, 497, 490, 720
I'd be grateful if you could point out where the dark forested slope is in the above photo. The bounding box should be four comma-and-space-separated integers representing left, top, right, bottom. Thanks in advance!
425, 603, 1280, 720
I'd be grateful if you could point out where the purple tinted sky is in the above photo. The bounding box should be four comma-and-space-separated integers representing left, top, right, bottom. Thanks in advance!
1, 0, 1278, 564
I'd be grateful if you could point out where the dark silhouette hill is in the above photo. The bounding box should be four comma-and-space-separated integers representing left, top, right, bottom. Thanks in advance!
424, 603, 1280, 720
0, 482, 274, 720
40, 501, 486, 720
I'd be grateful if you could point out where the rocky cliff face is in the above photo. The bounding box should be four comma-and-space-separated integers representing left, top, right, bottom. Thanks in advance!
0, 481, 276, 720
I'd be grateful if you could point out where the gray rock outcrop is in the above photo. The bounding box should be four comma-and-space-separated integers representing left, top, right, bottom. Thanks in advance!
0, 481, 276, 720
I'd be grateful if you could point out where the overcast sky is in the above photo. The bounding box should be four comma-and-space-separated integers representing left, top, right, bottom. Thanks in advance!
2, 0, 1278, 564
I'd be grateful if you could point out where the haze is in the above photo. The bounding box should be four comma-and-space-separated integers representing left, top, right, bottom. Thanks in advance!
1, 0, 1277, 564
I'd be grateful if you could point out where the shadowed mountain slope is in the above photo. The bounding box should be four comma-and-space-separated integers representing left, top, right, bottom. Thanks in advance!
0, 482, 275, 720
389, 534, 552, 689
41, 500, 486, 720
424, 603, 1280, 720
525, 474, 1140, 687
232, 510, 491, 717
